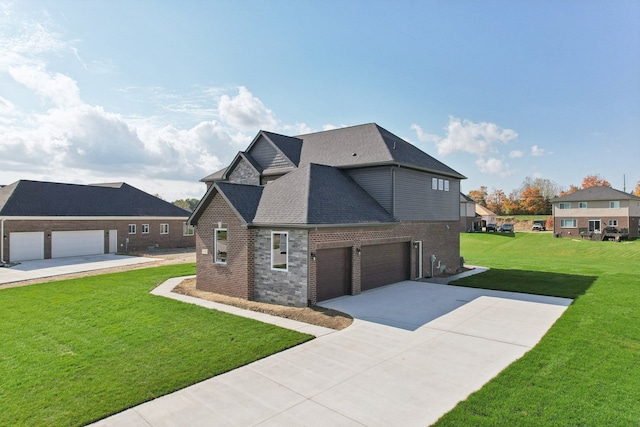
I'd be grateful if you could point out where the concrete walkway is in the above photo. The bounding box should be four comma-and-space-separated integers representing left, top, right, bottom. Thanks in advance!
91, 271, 572, 427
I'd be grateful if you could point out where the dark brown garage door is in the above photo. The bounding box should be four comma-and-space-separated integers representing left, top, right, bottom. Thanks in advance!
361, 242, 410, 291
316, 247, 352, 302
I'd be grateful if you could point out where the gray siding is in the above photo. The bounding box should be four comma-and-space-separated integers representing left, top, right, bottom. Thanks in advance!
346, 167, 393, 213
250, 137, 292, 170
228, 158, 260, 185
394, 168, 460, 221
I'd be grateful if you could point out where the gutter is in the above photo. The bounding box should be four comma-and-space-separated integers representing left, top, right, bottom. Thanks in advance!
1, 218, 5, 264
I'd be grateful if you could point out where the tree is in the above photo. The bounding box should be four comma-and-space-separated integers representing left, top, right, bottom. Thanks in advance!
634, 181, 640, 196
468, 186, 488, 207
559, 184, 580, 197
518, 177, 559, 201
582, 174, 611, 189
173, 198, 200, 212
486, 189, 507, 215
501, 191, 521, 215
519, 187, 549, 214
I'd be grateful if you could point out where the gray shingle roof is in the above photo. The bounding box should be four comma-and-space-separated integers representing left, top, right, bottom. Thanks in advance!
216, 182, 264, 223
262, 131, 303, 166
0, 180, 190, 217
252, 163, 397, 225
552, 186, 640, 202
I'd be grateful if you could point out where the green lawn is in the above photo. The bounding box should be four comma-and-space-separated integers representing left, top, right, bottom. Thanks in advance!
0, 264, 312, 426
435, 233, 640, 426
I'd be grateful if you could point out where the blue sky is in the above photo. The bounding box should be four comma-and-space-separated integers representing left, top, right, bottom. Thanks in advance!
1, 0, 638, 201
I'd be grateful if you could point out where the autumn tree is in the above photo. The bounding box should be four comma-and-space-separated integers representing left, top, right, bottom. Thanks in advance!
501, 191, 521, 215
558, 184, 580, 197
486, 189, 507, 215
519, 187, 549, 214
634, 180, 640, 196
468, 186, 488, 207
518, 177, 559, 201
582, 174, 611, 189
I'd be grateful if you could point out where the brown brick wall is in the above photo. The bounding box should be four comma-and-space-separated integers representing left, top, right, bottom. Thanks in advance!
194, 193, 253, 299
2, 218, 194, 261
553, 215, 636, 237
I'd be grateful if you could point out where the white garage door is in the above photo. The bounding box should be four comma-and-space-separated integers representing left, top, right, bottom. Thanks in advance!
52, 230, 104, 259
10, 232, 45, 262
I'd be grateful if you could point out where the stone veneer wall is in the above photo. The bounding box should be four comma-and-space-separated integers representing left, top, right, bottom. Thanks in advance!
253, 228, 308, 307
228, 158, 260, 185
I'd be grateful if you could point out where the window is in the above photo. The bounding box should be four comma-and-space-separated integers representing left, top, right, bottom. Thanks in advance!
608, 219, 618, 226
128, 224, 136, 234
578, 202, 588, 209
558, 203, 571, 209
183, 222, 195, 236
609, 201, 620, 209
160, 224, 169, 234
444, 180, 449, 191
560, 219, 577, 228
432, 178, 438, 190
271, 231, 288, 271
438, 179, 444, 190
214, 228, 227, 264
142, 224, 150, 234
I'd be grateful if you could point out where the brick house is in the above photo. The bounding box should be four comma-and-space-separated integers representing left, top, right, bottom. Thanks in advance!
0, 180, 194, 263
189, 123, 466, 306
551, 186, 640, 238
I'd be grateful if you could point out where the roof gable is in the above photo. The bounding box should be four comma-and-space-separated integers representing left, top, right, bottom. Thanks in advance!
0, 180, 190, 217
552, 186, 640, 202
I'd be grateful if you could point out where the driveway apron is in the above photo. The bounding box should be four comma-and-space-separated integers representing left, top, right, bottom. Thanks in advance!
91, 278, 571, 427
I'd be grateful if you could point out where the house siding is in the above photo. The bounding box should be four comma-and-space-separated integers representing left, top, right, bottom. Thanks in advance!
346, 167, 393, 213
250, 136, 291, 170
394, 168, 460, 221
553, 198, 640, 238
194, 193, 254, 299
228, 158, 260, 185
2, 218, 193, 261
253, 229, 308, 306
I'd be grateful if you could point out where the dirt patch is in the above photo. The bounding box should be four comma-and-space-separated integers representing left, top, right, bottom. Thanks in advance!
173, 278, 353, 330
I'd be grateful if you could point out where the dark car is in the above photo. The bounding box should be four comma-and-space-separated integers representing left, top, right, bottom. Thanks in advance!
486, 223, 497, 232
498, 223, 514, 233
532, 220, 546, 231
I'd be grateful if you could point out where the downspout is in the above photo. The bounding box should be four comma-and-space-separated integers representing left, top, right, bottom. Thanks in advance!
1, 218, 6, 264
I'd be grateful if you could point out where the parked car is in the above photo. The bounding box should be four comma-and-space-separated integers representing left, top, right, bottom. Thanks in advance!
485, 223, 497, 232
532, 220, 546, 231
498, 223, 514, 233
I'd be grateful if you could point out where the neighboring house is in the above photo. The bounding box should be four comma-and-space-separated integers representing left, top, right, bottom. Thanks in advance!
460, 193, 480, 232
551, 186, 640, 239
189, 123, 466, 307
475, 204, 497, 229
0, 180, 195, 263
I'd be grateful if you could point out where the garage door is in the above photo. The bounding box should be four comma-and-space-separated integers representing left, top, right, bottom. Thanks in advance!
52, 230, 104, 258
361, 242, 410, 291
9, 232, 45, 262
316, 247, 352, 302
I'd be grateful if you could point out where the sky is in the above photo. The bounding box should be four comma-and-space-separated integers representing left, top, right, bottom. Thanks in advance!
1, 0, 639, 201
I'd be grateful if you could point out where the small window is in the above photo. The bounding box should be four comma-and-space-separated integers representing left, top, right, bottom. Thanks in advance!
578, 202, 588, 209
142, 224, 150, 234
438, 179, 444, 191
609, 201, 620, 209
183, 222, 195, 236
271, 231, 288, 271
444, 180, 450, 191
558, 203, 571, 210
432, 178, 438, 190
214, 228, 227, 264
160, 224, 169, 234
128, 224, 136, 234
560, 219, 577, 228
608, 219, 618, 226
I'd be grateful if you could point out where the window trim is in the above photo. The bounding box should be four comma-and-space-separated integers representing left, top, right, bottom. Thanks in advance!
432, 178, 438, 190
128, 224, 136, 234
560, 219, 577, 228
160, 223, 169, 234
609, 201, 620, 209
141, 224, 150, 234
214, 228, 227, 264
444, 179, 449, 191
558, 202, 571, 210
271, 231, 288, 271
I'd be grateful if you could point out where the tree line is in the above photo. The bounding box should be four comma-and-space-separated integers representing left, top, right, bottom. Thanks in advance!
468, 175, 640, 216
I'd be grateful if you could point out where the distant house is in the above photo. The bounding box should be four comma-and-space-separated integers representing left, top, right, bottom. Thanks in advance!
0, 180, 194, 263
189, 123, 466, 307
459, 193, 480, 231
551, 186, 640, 239
475, 204, 497, 229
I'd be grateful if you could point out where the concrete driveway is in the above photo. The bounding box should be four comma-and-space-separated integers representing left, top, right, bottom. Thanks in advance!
92, 276, 571, 427
0, 254, 156, 286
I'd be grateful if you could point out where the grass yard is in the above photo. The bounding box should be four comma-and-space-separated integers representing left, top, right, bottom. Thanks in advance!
0, 264, 312, 426
435, 233, 640, 426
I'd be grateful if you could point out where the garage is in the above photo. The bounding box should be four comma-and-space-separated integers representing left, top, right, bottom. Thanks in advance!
316, 247, 352, 302
361, 242, 410, 291
9, 232, 45, 262
52, 230, 104, 258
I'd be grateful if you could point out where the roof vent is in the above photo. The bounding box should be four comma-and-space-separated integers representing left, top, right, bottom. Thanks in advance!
352, 152, 357, 156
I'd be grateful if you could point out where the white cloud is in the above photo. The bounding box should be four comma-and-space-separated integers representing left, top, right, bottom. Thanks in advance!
218, 86, 277, 131
9, 64, 82, 106
410, 123, 442, 144
531, 145, 545, 156
509, 150, 524, 158
475, 157, 513, 177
